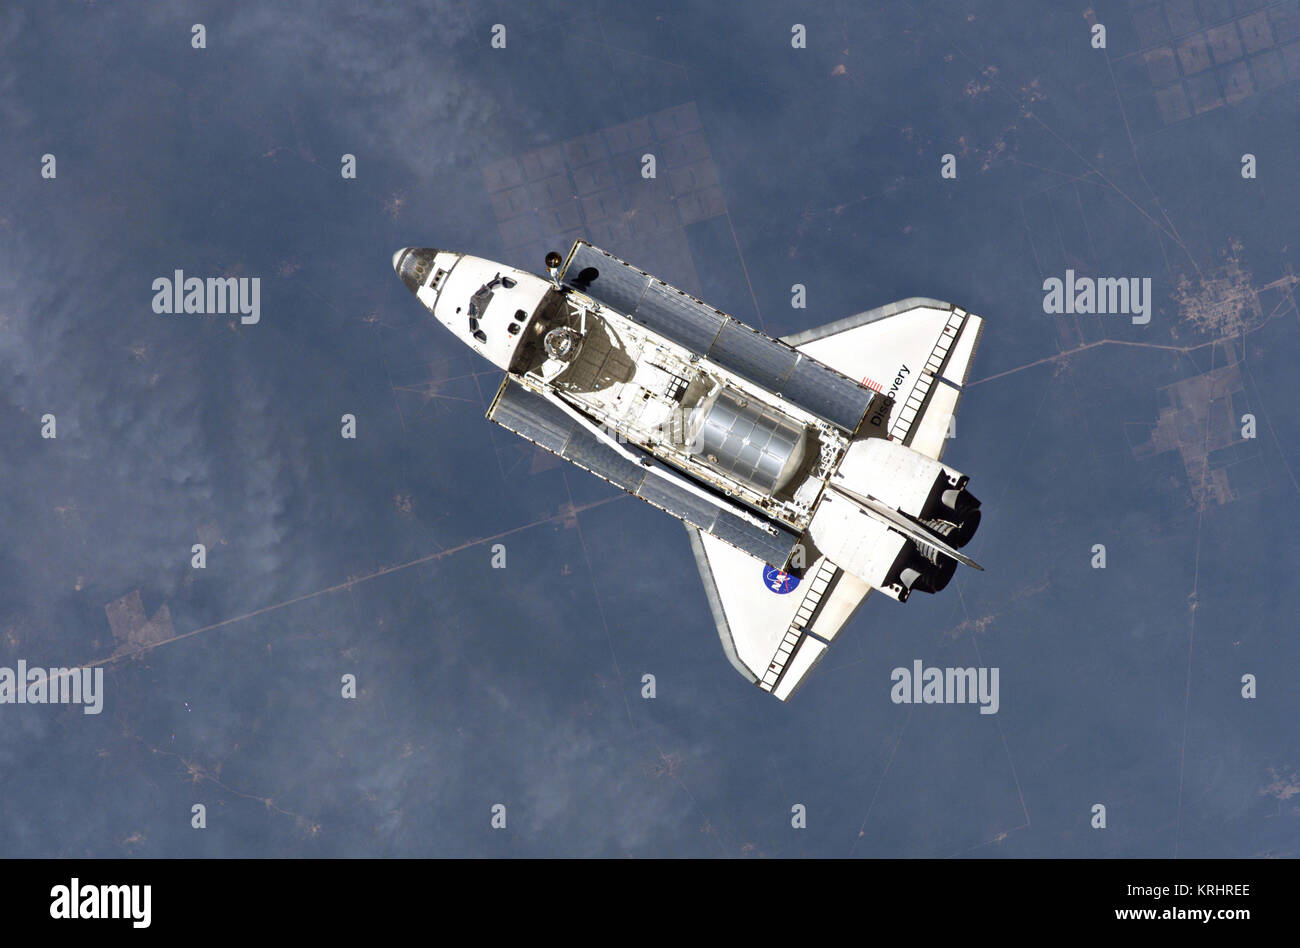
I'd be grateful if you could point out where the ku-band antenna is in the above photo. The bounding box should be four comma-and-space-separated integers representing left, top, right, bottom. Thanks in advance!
544, 250, 563, 288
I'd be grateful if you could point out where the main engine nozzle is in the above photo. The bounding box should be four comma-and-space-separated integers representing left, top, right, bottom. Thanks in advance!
940, 487, 981, 519
890, 541, 958, 599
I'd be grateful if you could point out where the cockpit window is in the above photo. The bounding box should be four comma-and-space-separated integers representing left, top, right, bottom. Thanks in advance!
465, 273, 522, 343
467, 273, 518, 318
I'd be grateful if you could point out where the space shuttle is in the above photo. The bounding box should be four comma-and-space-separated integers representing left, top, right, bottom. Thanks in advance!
393, 241, 986, 700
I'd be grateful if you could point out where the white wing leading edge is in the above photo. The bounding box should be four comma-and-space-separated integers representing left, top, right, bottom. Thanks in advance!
783, 297, 984, 461
687, 525, 871, 700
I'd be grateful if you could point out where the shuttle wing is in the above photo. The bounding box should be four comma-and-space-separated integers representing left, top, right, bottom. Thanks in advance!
686, 526, 871, 700
783, 298, 984, 461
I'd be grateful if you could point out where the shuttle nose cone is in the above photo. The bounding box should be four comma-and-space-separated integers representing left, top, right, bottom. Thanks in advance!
392, 247, 439, 294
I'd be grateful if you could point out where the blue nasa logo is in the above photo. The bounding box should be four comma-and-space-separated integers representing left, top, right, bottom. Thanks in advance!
762, 565, 800, 595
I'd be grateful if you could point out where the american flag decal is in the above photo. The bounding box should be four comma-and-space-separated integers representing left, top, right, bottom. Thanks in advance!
861, 376, 883, 393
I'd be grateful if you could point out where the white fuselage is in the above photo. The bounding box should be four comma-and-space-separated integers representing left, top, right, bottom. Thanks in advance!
395, 247, 978, 596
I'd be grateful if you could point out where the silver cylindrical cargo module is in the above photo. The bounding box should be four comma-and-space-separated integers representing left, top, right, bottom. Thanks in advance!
686, 386, 808, 495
